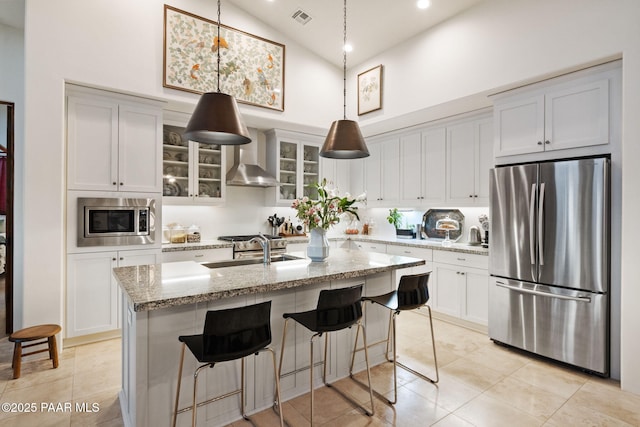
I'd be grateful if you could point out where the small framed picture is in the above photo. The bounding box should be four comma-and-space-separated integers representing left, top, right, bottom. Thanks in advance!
357, 64, 383, 115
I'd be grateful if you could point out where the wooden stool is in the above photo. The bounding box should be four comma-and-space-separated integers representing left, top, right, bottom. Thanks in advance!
8, 324, 61, 379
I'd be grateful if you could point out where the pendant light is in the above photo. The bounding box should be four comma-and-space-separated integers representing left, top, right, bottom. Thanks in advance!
183, 0, 251, 145
320, 0, 369, 159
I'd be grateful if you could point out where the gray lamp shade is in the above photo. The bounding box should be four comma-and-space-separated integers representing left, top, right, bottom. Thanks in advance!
184, 92, 251, 145
320, 119, 370, 159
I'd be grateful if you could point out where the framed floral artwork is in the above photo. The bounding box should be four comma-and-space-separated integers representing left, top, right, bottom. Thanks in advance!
357, 64, 382, 115
163, 5, 285, 111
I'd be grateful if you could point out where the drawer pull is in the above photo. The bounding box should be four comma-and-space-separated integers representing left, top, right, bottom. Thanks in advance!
194, 254, 204, 258
457, 257, 466, 261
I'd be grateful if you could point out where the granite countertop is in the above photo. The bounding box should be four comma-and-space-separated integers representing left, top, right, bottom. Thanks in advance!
161, 235, 488, 256
162, 239, 233, 252
114, 249, 425, 312
346, 235, 489, 255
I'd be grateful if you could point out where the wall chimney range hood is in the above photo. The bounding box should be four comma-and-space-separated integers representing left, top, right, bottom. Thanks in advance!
226, 129, 279, 187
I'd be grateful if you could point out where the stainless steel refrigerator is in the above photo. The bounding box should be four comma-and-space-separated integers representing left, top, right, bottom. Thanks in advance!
489, 157, 610, 375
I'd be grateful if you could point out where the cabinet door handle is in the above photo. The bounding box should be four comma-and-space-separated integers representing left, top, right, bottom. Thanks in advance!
545, 140, 551, 144
112, 258, 117, 261
119, 257, 124, 261
112, 182, 117, 185
460, 272, 465, 275
537, 141, 543, 145
474, 195, 478, 198
120, 182, 124, 186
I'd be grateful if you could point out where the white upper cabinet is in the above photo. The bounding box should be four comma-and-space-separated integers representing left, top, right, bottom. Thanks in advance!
364, 142, 382, 203
400, 132, 422, 202
118, 104, 163, 192
446, 116, 492, 205
349, 157, 366, 199
67, 88, 163, 193
266, 129, 323, 206
493, 65, 618, 158
320, 157, 350, 195
162, 111, 226, 205
544, 79, 609, 151
358, 113, 491, 208
493, 94, 545, 157
399, 128, 446, 206
365, 138, 399, 205
422, 127, 447, 204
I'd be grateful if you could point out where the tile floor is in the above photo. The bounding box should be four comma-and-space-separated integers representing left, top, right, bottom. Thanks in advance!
1, 311, 639, 426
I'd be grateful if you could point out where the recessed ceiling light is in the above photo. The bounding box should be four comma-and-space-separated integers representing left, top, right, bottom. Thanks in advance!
344, 43, 353, 52
417, 0, 431, 9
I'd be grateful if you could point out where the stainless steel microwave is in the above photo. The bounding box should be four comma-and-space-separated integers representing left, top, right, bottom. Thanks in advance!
77, 197, 156, 247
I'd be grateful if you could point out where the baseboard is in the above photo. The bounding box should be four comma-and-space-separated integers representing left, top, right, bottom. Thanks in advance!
63, 329, 121, 348
421, 309, 488, 335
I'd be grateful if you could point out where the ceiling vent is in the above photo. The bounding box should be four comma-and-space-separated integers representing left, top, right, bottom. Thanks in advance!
291, 9, 312, 25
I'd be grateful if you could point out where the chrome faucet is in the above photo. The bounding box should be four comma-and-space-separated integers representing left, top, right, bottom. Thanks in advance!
249, 233, 271, 264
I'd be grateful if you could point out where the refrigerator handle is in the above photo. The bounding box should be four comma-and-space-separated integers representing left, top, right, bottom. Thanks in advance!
495, 281, 592, 303
538, 182, 546, 266
529, 183, 537, 265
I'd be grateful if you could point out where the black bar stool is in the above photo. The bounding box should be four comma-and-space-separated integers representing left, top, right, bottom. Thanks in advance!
354, 272, 438, 404
278, 284, 374, 425
172, 301, 283, 427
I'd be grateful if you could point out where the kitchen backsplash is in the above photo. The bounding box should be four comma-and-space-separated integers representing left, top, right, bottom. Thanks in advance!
162, 185, 488, 244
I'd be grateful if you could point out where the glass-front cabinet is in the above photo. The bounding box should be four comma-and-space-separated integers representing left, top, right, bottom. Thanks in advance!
162, 112, 225, 204
266, 129, 322, 205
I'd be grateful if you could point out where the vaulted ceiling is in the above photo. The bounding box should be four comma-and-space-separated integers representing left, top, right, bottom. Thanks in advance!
227, 0, 485, 68
0, 0, 485, 69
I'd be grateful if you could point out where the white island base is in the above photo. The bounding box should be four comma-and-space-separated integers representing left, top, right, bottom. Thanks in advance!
119, 270, 399, 427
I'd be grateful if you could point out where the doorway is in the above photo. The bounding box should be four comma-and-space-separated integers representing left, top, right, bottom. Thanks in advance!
0, 101, 14, 336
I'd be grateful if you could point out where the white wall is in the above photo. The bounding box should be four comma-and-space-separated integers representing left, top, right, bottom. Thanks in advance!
18, 0, 640, 393
0, 21, 24, 325
351, 0, 640, 394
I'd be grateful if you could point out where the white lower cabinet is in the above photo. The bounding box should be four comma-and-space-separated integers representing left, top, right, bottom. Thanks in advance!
330, 239, 351, 250
66, 248, 160, 338
161, 247, 232, 263
285, 242, 308, 254
385, 245, 433, 286
431, 251, 489, 327
350, 241, 387, 253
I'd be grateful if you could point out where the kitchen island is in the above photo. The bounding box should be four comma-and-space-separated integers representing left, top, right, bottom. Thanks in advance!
113, 249, 425, 427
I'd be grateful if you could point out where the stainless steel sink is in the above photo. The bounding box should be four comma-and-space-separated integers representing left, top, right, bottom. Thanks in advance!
201, 254, 303, 269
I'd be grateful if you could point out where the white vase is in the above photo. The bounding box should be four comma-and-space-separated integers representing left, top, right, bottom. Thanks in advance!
307, 228, 330, 262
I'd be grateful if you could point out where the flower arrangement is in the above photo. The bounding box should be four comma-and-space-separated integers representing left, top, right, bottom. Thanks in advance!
292, 179, 363, 231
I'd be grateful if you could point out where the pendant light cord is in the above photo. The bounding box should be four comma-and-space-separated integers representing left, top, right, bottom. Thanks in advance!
343, 0, 347, 120
217, 0, 222, 93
